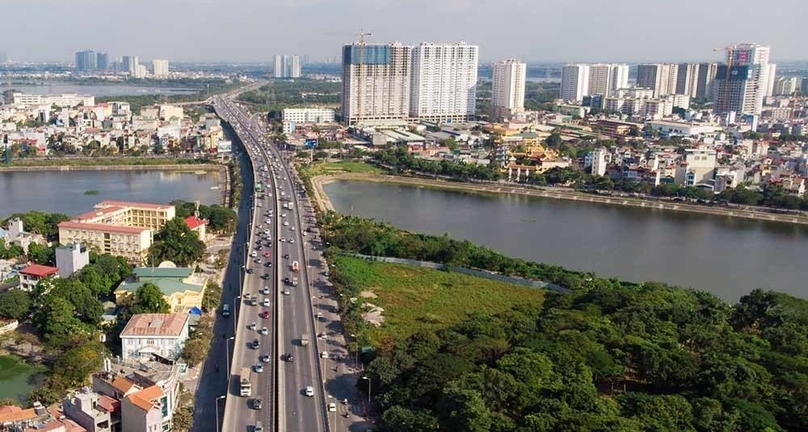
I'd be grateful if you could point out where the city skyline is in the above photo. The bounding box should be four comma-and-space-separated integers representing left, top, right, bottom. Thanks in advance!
2, 0, 806, 63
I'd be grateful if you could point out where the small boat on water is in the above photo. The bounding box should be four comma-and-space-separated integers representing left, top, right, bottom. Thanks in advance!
210, 186, 220, 190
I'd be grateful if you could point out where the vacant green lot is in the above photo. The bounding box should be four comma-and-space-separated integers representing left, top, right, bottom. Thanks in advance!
305, 161, 380, 177
334, 256, 545, 346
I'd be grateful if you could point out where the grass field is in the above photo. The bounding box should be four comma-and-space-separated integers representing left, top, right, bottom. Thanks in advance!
334, 256, 545, 346
305, 161, 381, 177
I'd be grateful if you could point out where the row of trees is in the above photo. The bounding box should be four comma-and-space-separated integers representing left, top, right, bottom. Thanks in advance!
171, 199, 238, 234
375, 147, 502, 182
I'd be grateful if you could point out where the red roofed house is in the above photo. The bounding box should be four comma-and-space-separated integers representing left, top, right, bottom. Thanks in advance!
62, 388, 118, 432
121, 385, 171, 432
120, 313, 190, 362
184, 216, 207, 240
19, 264, 59, 291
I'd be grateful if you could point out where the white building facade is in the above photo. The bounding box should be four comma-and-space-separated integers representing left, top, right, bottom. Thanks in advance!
152, 60, 169, 78
491, 59, 526, 120
341, 43, 413, 125
120, 313, 190, 362
409, 42, 479, 123
561, 64, 590, 102
282, 108, 336, 124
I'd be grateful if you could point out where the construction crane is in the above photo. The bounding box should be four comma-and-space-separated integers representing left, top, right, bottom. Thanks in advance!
714, 44, 736, 118
323, 29, 372, 125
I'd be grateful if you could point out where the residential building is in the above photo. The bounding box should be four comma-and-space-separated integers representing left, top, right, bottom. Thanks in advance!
70, 201, 176, 231
13, 93, 95, 108
696, 62, 719, 98
560, 64, 589, 102
675, 148, 717, 186
151, 60, 169, 78
610, 64, 630, 95
341, 43, 413, 125
636, 63, 679, 97
62, 388, 118, 432
121, 385, 171, 432
282, 108, 336, 124
18, 264, 59, 291
590, 147, 609, 176
114, 266, 208, 313
410, 42, 479, 123
588, 64, 629, 98
75, 50, 97, 72
55, 242, 90, 278
676, 63, 699, 97
491, 59, 526, 121
714, 43, 775, 116
133, 65, 147, 79
646, 120, 722, 137
119, 313, 190, 362
273, 55, 302, 78
184, 216, 207, 239
773, 76, 801, 95
96, 52, 109, 71
122, 56, 134, 74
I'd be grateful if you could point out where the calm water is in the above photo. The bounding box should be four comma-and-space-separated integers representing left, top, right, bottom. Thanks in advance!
324, 180, 808, 301
0, 83, 197, 97
0, 170, 220, 216
0, 355, 46, 404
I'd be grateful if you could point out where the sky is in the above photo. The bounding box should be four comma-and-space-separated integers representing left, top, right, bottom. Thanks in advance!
3, 0, 806, 63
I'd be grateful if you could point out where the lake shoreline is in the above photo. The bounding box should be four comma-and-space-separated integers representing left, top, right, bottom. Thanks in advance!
311, 173, 808, 226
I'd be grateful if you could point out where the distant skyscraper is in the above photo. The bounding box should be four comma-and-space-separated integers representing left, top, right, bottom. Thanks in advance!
273, 55, 302, 78
696, 62, 719, 98
131, 56, 139, 75
561, 64, 590, 102
96, 52, 108, 71
75, 50, 96, 72
152, 59, 169, 78
610, 64, 629, 93
273, 55, 284, 78
410, 42, 479, 123
122, 56, 132, 74
288, 56, 301, 78
586, 64, 629, 98
341, 43, 412, 125
491, 59, 526, 120
636, 63, 678, 97
714, 43, 774, 115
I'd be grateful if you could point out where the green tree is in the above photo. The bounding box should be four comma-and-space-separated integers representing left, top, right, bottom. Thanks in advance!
53, 341, 107, 385
26, 242, 55, 265
150, 217, 205, 266
0, 289, 32, 320
131, 283, 170, 314
32, 296, 91, 347
437, 386, 492, 432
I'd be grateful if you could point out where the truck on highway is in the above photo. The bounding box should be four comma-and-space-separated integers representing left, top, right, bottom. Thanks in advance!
301, 334, 309, 346
291, 260, 299, 272
240, 367, 252, 396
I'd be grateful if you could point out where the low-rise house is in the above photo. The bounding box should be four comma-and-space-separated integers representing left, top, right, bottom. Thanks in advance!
114, 266, 208, 313
62, 388, 119, 432
19, 264, 59, 291
120, 313, 190, 362
55, 242, 90, 278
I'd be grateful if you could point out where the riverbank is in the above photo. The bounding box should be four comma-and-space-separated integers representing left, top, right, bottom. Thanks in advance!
311, 173, 808, 226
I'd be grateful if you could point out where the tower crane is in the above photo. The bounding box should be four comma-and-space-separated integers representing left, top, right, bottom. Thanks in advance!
324, 29, 373, 125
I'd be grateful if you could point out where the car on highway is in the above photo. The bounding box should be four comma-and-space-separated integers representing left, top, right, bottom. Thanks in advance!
254, 364, 264, 373
255, 421, 264, 432
246, 268, 254, 274
289, 239, 295, 244
283, 253, 289, 259
250, 251, 257, 257
252, 339, 260, 349
316, 312, 324, 321
261, 273, 270, 280
265, 262, 272, 267
261, 286, 270, 295
253, 397, 263, 410
283, 353, 294, 362
260, 327, 269, 335
283, 289, 290, 295
248, 322, 257, 331
320, 351, 329, 359
260, 310, 270, 319
305, 386, 315, 397
328, 402, 337, 412
263, 252, 271, 258
283, 221, 289, 226
262, 298, 270, 307
260, 354, 270, 363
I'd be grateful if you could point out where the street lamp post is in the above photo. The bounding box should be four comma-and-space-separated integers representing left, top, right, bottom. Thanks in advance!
361, 376, 371, 416
225, 336, 235, 377
214, 395, 226, 432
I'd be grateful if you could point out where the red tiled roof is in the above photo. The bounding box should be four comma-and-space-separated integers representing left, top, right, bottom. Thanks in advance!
111, 377, 137, 394
120, 313, 189, 338
97, 394, 120, 413
184, 216, 206, 230
0, 407, 37, 423
127, 385, 164, 412
74, 205, 127, 221
58, 221, 149, 235
20, 264, 59, 278
98, 200, 173, 210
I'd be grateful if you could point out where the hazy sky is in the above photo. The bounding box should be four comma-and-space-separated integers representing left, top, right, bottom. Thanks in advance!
4, 0, 806, 63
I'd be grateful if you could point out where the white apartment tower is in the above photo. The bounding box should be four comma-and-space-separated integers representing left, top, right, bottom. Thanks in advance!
152, 59, 169, 78
409, 42, 479, 123
341, 43, 413, 125
586, 64, 629, 97
561, 64, 590, 102
636, 63, 679, 97
491, 59, 526, 120
714, 43, 775, 116
611, 64, 629, 93
273, 55, 284, 78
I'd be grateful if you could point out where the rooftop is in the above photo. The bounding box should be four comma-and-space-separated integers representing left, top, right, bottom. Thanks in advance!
127, 385, 164, 412
73, 205, 127, 222
184, 216, 206, 230
20, 264, 59, 278
58, 221, 149, 235
97, 200, 173, 210
120, 313, 189, 338
133, 267, 194, 279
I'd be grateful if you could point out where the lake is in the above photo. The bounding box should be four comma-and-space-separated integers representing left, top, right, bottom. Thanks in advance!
0, 83, 198, 97
0, 170, 221, 217
0, 355, 46, 404
323, 180, 808, 302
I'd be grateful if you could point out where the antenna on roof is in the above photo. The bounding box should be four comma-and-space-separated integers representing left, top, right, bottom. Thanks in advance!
194, 200, 200, 219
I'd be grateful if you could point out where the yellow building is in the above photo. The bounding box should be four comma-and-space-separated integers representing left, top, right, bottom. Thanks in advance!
115, 266, 208, 313
58, 200, 176, 265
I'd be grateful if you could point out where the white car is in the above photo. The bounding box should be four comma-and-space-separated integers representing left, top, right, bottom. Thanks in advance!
283, 289, 290, 295
320, 351, 329, 359
248, 322, 257, 331
290, 226, 296, 231
260, 354, 270, 363
281, 214, 287, 218
328, 403, 336, 412
289, 239, 295, 244
254, 364, 264, 373
283, 221, 289, 226
250, 251, 257, 258
305, 386, 314, 397
260, 327, 269, 335
261, 286, 270, 295
263, 298, 270, 307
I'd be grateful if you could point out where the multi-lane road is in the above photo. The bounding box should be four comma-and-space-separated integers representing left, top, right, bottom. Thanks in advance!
213, 96, 327, 432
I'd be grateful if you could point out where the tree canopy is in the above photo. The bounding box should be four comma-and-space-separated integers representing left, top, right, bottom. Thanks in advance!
149, 217, 206, 266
